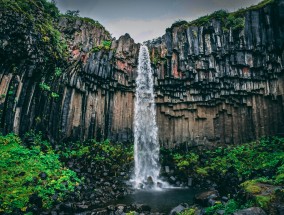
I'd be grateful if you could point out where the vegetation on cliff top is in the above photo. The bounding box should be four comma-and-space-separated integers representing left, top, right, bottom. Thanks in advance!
170, 0, 275, 30
3, 0, 66, 55
1, 0, 110, 74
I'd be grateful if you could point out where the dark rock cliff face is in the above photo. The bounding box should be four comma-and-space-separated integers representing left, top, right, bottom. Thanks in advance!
0, 0, 284, 147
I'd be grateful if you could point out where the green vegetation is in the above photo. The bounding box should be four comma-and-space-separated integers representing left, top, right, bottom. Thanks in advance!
65, 10, 80, 17
203, 199, 254, 215
58, 138, 133, 165
0, 131, 134, 214
39, 83, 51, 91
170, 0, 275, 31
51, 92, 59, 98
242, 180, 262, 194
54, 67, 62, 77
168, 137, 284, 184
39, 83, 60, 99
179, 207, 199, 215
165, 137, 284, 214
0, 133, 80, 213
1, 0, 68, 80
92, 40, 112, 52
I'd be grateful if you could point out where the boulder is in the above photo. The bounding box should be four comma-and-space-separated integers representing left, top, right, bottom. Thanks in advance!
170, 203, 189, 215
194, 190, 219, 206
233, 207, 267, 215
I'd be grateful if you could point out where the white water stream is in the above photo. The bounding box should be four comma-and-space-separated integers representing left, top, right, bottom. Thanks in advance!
133, 45, 165, 189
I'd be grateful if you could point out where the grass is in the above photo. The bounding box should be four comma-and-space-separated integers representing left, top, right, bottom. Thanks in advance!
170, 0, 275, 31
0, 133, 80, 213
242, 180, 262, 194
164, 137, 284, 214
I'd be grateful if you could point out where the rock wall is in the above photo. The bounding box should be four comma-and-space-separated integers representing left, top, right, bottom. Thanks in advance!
147, 0, 284, 147
0, 0, 284, 147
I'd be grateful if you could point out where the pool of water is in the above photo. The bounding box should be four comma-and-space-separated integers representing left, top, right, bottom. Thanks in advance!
113, 188, 198, 213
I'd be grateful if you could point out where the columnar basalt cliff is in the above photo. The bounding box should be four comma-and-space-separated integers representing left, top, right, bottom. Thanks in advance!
0, 0, 284, 147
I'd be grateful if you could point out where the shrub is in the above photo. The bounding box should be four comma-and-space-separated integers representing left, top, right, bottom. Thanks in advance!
54, 67, 62, 77
0, 134, 80, 213
39, 83, 51, 91
65, 10, 80, 17
92, 40, 112, 52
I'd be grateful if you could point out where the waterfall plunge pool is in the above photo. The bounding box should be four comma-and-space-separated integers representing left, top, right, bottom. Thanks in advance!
111, 188, 199, 213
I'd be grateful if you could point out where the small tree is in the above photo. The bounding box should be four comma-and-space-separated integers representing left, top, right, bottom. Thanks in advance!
65, 10, 80, 17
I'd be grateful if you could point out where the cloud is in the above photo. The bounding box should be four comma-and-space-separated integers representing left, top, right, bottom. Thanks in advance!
54, 0, 263, 43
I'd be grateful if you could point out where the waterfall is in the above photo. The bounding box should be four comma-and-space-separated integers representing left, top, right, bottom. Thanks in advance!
133, 45, 162, 189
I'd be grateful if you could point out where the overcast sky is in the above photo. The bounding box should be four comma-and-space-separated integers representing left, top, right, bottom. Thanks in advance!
54, 0, 262, 43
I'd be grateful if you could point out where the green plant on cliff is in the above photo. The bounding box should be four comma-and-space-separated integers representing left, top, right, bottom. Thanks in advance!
191, 9, 228, 27
39, 83, 51, 91
65, 10, 80, 17
92, 40, 112, 52
222, 14, 245, 32
54, 67, 62, 77
51, 92, 59, 98
0, 133, 80, 213
170, 0, 274, 31
1, 0, 68, 78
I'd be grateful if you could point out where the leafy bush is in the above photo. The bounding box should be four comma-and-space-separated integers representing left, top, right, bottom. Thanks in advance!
65, 10, 80, 17
204, 199, 254, 215
0, 133, 80, 213
241, 180, 262, 194
179, 208, 198, 215
92, 40, 112, 52
54, 67, 62, 77
51, 92, 59, 98
58, 138, 133, 165
39, 83, 51, 91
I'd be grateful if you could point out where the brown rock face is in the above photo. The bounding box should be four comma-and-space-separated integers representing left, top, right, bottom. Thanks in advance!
0, 1, 284, 147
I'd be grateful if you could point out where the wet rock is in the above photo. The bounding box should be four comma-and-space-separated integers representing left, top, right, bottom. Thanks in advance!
107, 205, 116, 211
60, 203, 73, 213
51, 211, 57, 215
188, 178, 193, 186
170, 203, 189, 215
146, 176, 154, 188
29, 194, 43, 208
92, 208, 108, 215
165, 166, 170, 173
194, 190, 219, 206
233, 207, 267, 215
115, 204, 126, 215
157, 182, 163, 188
221, 196, 229, 202
39, 172, 47, 180
132, 204, 151, 213
217, 210, 225, 215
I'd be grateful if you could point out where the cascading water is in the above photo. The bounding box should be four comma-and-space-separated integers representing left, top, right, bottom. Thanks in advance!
133, 45, 163, 189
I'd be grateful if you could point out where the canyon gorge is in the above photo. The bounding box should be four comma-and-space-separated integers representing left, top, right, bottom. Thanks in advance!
0, 0, 284, 148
